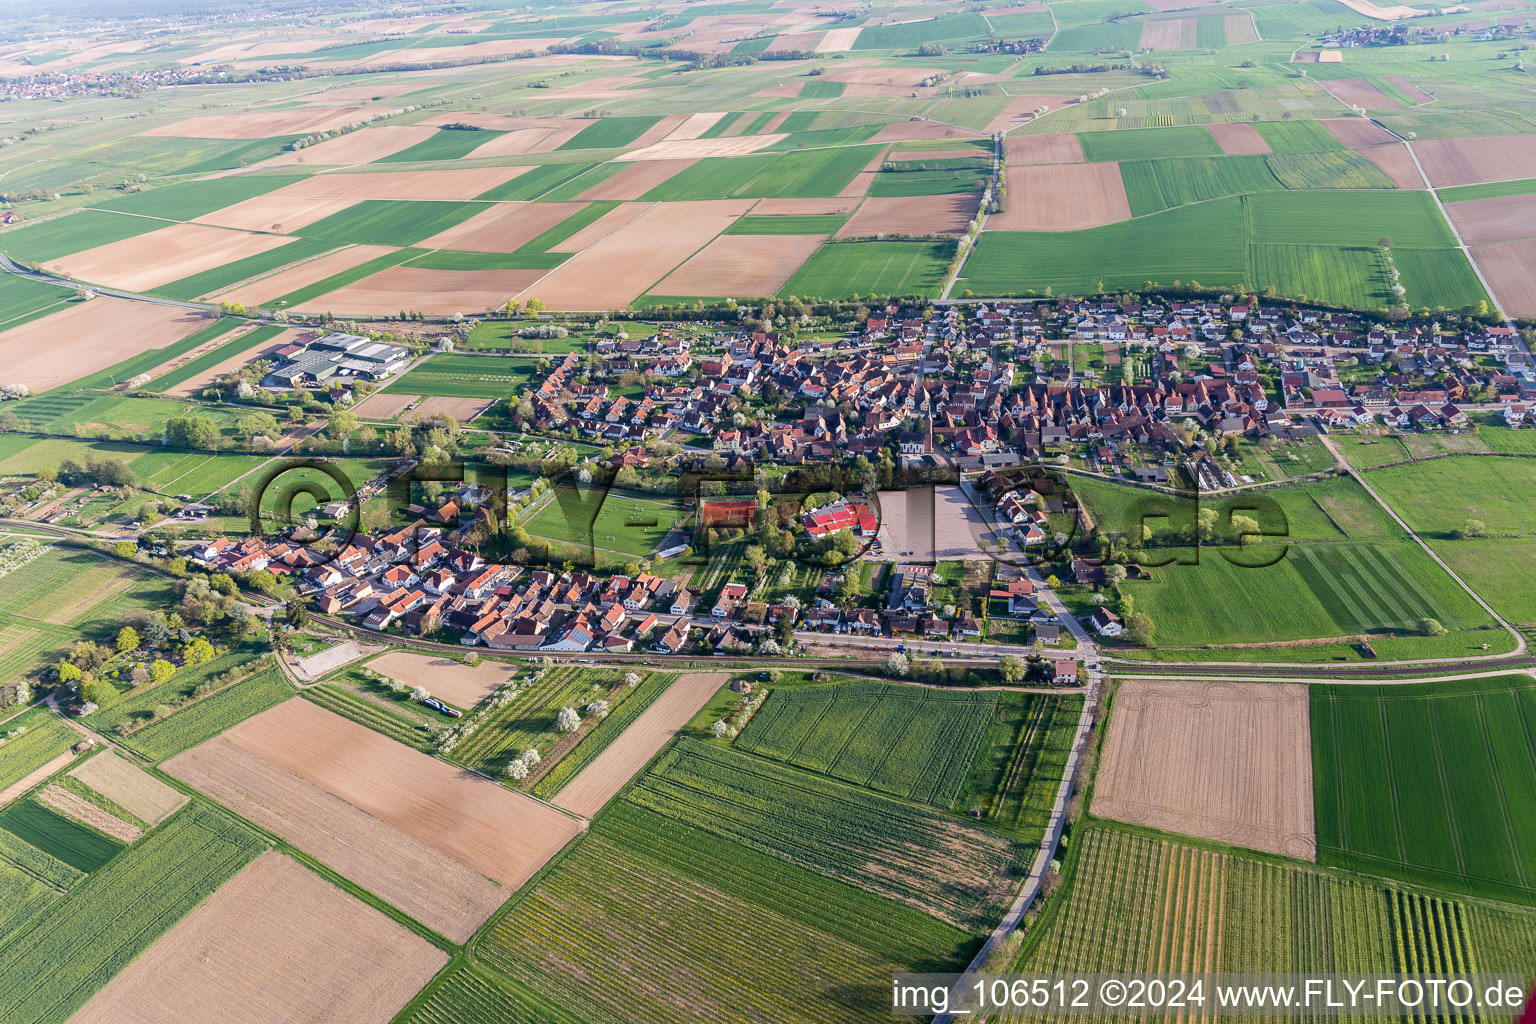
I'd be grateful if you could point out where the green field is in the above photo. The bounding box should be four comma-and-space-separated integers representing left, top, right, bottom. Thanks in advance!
382, 352, 539, 399
1265, 150, 1393, 189
0, 803, 264, 1024
450, 667, 615, 777
1366, 456, 1536, 537
1006, 826, 1536, 1007
378, 127, 507, 163
627, 738, 1027, 930
1435, 537, 1536, 627
145, 322, 272, 391
0, 856, 66, 947
1313, 676, 1536, 904
0, 275, 76, 332
557, 116, 663, 151
1252, 118, 1344, 153
1439, 177, 1536, 202
0, 548, 172, 630
116, 668, 292, 762
1079, 126, 1223, 162
474, 162, 603, 202
869, 161, 989, 198
0, 210, 161, 265
94, 174, 308, 222
151, 236, 335, 302
0, 801, 123, 873
723, 214, 848, 235
640, 145, 882, 200
0, 708, 77, 793
734, 681, 995, 806
1119, 155, 1281, 216
1047, 21, 1144, 53
0, 825, 83, 892
780, 239, 953, 299
951, 691, 1082, 832
523, 491, 683, 558
852, 11, 991, 49
296, 200, 486, 246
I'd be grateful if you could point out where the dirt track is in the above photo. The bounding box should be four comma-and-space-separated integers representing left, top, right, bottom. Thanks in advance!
1094, 679, 1316, 859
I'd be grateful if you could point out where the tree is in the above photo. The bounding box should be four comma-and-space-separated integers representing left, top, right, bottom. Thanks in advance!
56, 662, 82, 684
164, 415, 221, 451
235, 411, 280, 441
182, 636, 215, 666
1045, 574, 1061, 589
506, 759, 529, 781
1418, 617, 1447, 636
209, 572, 238, 596
149, 659, 175, 684
556, 706, 581, 732
833, 572, 860, 609
586, 699, 611, 719
884, 651, 910, 677
525, 298, 547, 315
246, 569, 276, 592
744, 545, 767, 573
410, 686, 431, 702
624, 672, 642, 687
115, 626, 141, 654
79, 678, 117, 708
999, 655, 1024, 685
1125, 611, 1156, 647
285, 599, 308, 628
711, 719, 730, 738
114, 541, 137, 559
1230, 514, 1261, 544
521, 747, 541, 766
329, 408, 360, 437
1104, 564, 1127, 585
1456, 518, 1486, 539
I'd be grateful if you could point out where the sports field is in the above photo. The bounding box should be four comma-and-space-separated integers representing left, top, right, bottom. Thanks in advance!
523, 491, 683, 558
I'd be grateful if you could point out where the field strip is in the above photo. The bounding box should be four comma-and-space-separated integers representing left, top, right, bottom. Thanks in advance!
1377, 700, 1409, 864
191, 244, 355, 302
552, 672, 729, 818
0, 750, 75, 809
1474, 694, 1529, 886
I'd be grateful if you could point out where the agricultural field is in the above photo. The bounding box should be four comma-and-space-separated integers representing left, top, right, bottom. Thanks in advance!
734, 681, 996, 807
1364, 456, 1536, 538
533, 669, 682, 801
381, 352, 538, 399
0, 708, 78, 795
1006, 826, 1536, 1011
1313, 675, 1536, 905
779, 239, 953, 300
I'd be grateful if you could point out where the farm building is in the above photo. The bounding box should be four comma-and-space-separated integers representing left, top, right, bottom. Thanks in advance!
264, 332, 411, 388
803, 500, 878, 537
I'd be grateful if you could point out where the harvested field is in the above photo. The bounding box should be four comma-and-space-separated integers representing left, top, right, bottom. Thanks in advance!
871, 121, 981, 143
766, 31, 822, 52
1003, 133, 1084, 166
164, 327, 302, 397
211, 243, 394, 307
140, 107, 371, 139
577, 159, 696, 200
353, 391, 419, 420
367, 651, 520, 708
750, 197, 859, 215
69, 852, 446, 1024
1324, 77, 1401, 110
1140, 17, 1195, 50
666, 112, 726, 140
1207, 122, 1271, 155
268, 166, 528, 201
1443, 194, 1536, 245
37, 785, 141, 843
987, 95, 1073, 133
516, 199, 753, 309
69, 752, 187, 825
1096, 679, 1315, 859
253, 126, 439, 168
625, 114, 690, 149
839, 193, 979, 237
0, 299, 215, 393
165, 738, 506, 941
651, 233, 824, 297
1320, 118, 1397, 147
412, 396, 495, 422
547, 202, 649, 252
1471, 238, 1536, 317
414, 200, 585, 252
464, 128, 564, 158
1356, 142, 1425, 187
1385, 75, 1434, 103
1337, 0, 1421, 18
301, 265, 544, 315
553, 673, 729, 818
46, 224, 292, 293
828, 66, 945, 87
194, 197, 361, 233
617, 134, 786, 161
817, 26, 862, 50
225, 700, 582, 886
0, 752, 73, 810
987, 162, 1131, 230
1414, 134, 1536, 187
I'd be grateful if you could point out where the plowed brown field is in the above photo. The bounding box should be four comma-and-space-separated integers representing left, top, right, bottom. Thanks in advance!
988, 162, 1130, 230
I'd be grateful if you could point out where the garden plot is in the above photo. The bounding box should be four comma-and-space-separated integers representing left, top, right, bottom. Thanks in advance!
300, 266, 543, 315
0, 299, 215, 393
352, 391, 419, 420
412, 396, 495, 422
514, 199, 753, 309
552, 673, 728, 818
268, 166, 528, 201
367, 651, 520, 708
68, 752, 187, 826
45, 223, 292, 293
69, 852, 445, 1024
650, 233, 824, 297
1096, 679, 1315, 859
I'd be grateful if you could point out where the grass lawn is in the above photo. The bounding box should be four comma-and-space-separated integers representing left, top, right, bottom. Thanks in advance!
1313, 675, 1536, 905
523, 491, 683, 557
